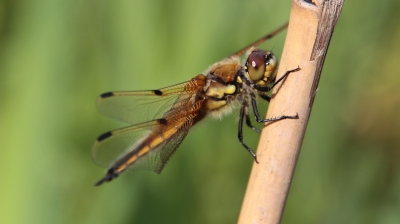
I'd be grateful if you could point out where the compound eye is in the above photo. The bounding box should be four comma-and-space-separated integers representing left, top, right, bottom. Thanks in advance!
246, 51, 266, 81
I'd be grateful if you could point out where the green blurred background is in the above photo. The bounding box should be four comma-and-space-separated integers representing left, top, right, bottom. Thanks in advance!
1, 0, 399, 223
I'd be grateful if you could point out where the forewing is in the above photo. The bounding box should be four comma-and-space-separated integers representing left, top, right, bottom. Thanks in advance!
229, 23, 288, 58
93, 76, 205, 173
96, 76, 205, 124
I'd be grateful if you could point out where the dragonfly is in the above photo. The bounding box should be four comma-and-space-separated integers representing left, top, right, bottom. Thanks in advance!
93, 23, 300, 186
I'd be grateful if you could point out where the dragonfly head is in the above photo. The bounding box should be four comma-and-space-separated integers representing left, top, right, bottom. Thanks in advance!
244, 49, 277, 87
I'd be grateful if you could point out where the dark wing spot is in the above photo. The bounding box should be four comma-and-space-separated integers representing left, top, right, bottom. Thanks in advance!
97, 131, 113, 141
158, 118, 168, 125
100, 92, 114, 98
153, 90, 163, 96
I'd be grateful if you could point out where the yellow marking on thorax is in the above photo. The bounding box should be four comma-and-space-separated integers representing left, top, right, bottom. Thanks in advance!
206, 84, 236, 99
206, 100, 227, 110
224, 85, 236, 94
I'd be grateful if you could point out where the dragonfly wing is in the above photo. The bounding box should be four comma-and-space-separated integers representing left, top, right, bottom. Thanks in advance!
229, 23, 288, 58
128, 117, 193, 173
92, 120, 158, 168
96, 75, 205, 124
93, 89, 205, 173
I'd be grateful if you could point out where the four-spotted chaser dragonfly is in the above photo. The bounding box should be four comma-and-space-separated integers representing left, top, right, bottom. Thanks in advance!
93, 23, 300, 186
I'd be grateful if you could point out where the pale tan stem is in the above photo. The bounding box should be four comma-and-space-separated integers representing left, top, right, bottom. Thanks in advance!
238, 0, 344, 223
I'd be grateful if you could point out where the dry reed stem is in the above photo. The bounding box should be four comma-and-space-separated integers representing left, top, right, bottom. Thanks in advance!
238, 0, 344, 223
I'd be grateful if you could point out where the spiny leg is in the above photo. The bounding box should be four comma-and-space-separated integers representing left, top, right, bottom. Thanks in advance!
239, 101, 259, 163
258, 92, 271, 102
237, 67, 300, 162
246, 113, 261, 133
251, 96, 298, 123
243, 100, 261, 133
253, 66, 301, 92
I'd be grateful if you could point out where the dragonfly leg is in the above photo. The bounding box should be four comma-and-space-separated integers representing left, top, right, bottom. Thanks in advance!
253, 66, 301, 92
245, 113, 261, 133
251, 94, 298, 123
239, 101, 259, 163
258, 93, 271, 102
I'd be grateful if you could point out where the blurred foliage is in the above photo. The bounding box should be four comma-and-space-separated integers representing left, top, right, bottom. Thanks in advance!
1, 0, 400, 223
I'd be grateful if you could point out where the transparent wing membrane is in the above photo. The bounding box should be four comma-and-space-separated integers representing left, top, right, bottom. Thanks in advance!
96, 76, 205, 124
92, 121, 157, 168
93, 78, 205, 173
128, 119, 192, 173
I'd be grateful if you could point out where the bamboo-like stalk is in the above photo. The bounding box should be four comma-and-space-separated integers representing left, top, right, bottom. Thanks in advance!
238, 0, 344, 223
